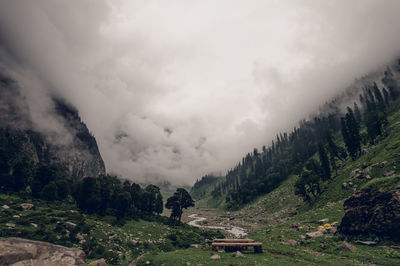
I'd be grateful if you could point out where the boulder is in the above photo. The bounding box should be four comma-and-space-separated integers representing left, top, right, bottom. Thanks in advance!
66, 222, 77, 230
0, 237, 86, 266
281, 239, 298, 246
356, 240, 377, 246
340, 241, 356, 252
76, 233, 84, 241
319, 219, 329, 224
210, 254, 221, 260
305, 230, 324, 239
234, 251, 245, 257
20, 203, 34, 211
88, 258, 106, 265
6, 223, 15, 228
384, 170, 396, 177
339, 186, 400, 239
2, 205, 10, 209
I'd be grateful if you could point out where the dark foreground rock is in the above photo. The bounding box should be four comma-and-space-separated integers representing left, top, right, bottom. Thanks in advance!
0, 237, 86, 266
339, 186, 400, 239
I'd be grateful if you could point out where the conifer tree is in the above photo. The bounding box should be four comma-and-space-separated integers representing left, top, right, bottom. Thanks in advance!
318, 143, 331, 180
353, 102, 362, 124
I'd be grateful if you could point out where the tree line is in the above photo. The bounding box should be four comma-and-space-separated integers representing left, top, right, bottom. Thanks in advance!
203, 66, 400, 209
0, 133, 194, 224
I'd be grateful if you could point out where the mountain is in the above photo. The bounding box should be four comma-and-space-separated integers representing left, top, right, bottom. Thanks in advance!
0, 71, 105, 180
191, 58, 400, 210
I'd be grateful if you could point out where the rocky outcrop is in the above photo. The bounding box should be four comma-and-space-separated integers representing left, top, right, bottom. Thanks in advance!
0, 237, 86, 266
0, 71, 105, 179
339, 186, 400, 239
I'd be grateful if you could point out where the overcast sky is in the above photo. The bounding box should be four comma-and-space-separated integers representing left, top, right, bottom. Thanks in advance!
1, 0, 400, 185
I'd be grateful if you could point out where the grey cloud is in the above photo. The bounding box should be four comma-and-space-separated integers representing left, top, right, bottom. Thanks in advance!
0, 0, 400, 185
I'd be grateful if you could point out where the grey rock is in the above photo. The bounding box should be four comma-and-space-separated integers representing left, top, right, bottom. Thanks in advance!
2, 205, 10, 209
339, 186, 400, 239
210, 254, 221, 260
340, 241, 356, 252
88, 258, 106, 266
305, 230, 324, 239
384, 170, 396, 177
281, 239, 298, 246
356, 240, 377, 246
0, 237, 85, 266
319, 219, 329, 224
66, 222, 77, 230
235, 251, 244, 257
20, 203, 34, 211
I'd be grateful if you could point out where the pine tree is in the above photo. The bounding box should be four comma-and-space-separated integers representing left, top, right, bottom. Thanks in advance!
353, 102, 362, 124
318, 143, 331, 180
382, 87, 390, 104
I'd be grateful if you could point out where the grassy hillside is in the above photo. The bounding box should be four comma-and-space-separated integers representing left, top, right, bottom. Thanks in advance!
136, 107, 400, 265
0, 194, 223, 265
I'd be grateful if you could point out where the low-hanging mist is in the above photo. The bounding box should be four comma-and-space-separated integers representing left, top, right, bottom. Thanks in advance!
1, 0, 400, 185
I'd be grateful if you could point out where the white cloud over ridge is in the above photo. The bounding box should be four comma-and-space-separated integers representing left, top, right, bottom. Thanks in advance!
0, 0, 400, 184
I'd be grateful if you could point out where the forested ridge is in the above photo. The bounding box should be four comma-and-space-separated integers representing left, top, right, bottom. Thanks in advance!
193, 61, 400, 210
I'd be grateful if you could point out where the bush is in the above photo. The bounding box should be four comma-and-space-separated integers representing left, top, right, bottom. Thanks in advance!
167, 230, 202, 248
104, 250, 120, 265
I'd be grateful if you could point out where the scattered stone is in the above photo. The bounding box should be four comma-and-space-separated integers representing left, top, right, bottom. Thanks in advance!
326, 227, 337, 234
2, 205, 9, 209
6, 223, 15, 228
210, 254, 221, 260
319, 219, 329, 224
76, 233, 84, 241
306, 230, 324, 239
365, 175, 372, 180
30, 223, 38, 228
88, 258, 107, 266
340, 241, 356, 252
281, 239, 298, 246
331, 222, 339, 226
356, 240, 377, 246
109, 234, 118, 240
66, 221, 77, 230
0, 237, 85, 265
190, 244, 199, 248
13, 215, 20, 218
380, 161, 388, 168
130, 240, 138, 246
146, 261, 150, 264
299, 235, 306, 241
384, 170, 396, 177
234, 251, 245, 258
290, 223, 299, 229
342, 182, 348, 189
350, 169, 362, 178
20, 203, 34, 211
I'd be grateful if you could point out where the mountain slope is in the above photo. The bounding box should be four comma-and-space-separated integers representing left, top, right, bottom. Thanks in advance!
0, 71, 105, 180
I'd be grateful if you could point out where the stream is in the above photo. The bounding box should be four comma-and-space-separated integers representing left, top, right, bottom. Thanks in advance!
187, 214, 247, 238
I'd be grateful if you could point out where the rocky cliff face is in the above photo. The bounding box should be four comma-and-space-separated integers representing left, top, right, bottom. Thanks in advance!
0, 71, 105, 179
339, 186, 400, 239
